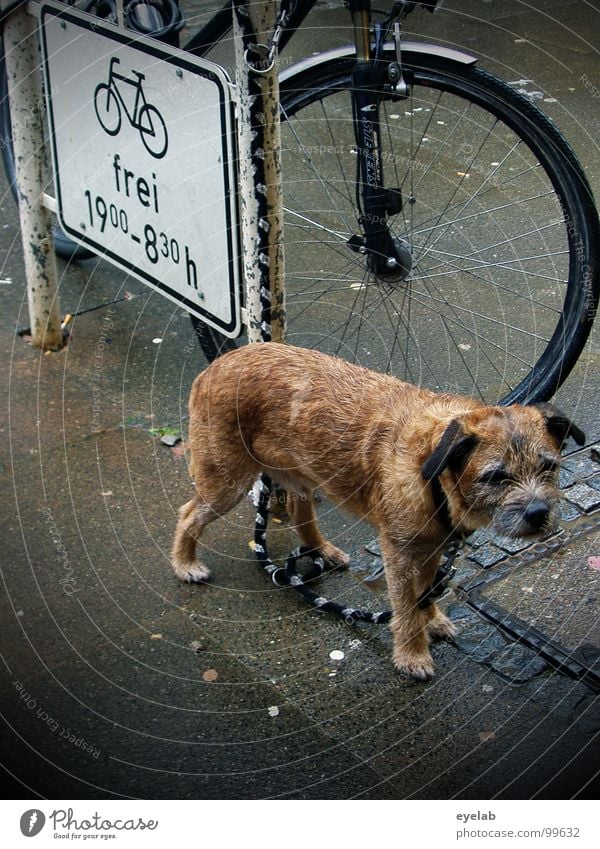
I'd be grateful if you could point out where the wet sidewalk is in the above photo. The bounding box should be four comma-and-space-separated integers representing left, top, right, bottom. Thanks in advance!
1, 398, 598, 798
1, 0, 599, 800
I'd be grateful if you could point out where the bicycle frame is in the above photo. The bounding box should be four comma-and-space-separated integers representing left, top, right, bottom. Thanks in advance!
346, 0, 444, 277
106, 57, 147, 127
191, 0, 417, 276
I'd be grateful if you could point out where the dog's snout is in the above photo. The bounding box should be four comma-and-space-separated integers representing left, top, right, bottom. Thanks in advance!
524, 499, 551, 528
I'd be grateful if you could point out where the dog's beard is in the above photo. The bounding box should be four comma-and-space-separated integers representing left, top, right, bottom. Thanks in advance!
492, 501, 558, 539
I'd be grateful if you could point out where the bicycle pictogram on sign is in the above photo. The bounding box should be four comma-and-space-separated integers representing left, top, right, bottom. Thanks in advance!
94, 57, 168, 158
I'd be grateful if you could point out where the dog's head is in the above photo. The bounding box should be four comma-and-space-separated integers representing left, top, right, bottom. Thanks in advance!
421, 403, 585, 538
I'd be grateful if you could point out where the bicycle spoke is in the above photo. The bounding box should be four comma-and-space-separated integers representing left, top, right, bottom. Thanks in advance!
284, 206, 349, 241
413, 191, 557, 241
282, 104, 356, 232
276, 52, 595, 404
410, 162, 548, 235
411, 248, 568, 290
418, 134, 523, 261
420, 219, 566, 269
407, 272, 551, 344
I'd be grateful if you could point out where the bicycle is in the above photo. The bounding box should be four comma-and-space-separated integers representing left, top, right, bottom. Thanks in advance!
1, 0, 599, 407
94, 56, 169, 158
188, 0, 600, 407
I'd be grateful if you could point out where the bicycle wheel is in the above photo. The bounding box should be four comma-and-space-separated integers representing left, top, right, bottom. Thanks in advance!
94, 83, 121, 135
275, 52, 599, 405
138, 103, 168, 158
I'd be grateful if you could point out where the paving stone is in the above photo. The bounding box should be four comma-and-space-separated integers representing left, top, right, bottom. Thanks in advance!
573, 643, 600, 675
446, 602, 480, 625
586, 474, 600, 493
454, 619, 507, 662
492, 534, 531, 555
466, 528, 493, 548
565, 483, 600, 513
488, 643, 548, 683
467, 543, 507, 569
453, 558, 480, 583
558, 500, 582, 522
558, 466, 578, 488
561, 453, 600, 479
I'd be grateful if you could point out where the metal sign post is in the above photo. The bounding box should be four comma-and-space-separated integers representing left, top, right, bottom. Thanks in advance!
2, 2, 63, 350
233, 0, 286, 344
4, 0, 285, 348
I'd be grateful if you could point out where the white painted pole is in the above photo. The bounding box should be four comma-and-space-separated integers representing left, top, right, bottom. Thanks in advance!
233, 0, 286, 344
2, 3, 63, 350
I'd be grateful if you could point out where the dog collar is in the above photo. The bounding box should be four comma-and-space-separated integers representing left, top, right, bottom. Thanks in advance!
429, 475, 465, 542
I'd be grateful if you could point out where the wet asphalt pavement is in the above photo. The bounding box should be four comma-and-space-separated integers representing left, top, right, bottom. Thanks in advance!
1, 0, 599, 799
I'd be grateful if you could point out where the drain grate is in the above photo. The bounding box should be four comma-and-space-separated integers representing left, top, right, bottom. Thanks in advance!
454, 443, 600, 692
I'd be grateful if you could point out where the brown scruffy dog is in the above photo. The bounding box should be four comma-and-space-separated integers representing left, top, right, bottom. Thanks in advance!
171, 343, 584, 680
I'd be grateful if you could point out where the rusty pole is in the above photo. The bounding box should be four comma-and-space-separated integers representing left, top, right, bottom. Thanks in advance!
2, 2, 63, 350
232, 0, 286, 344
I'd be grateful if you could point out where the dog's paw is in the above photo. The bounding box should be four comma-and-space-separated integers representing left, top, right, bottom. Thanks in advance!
321, 542, 350, 570
393, 652, 434, 682
427, 612, 457, 642
172, 561, 211, 583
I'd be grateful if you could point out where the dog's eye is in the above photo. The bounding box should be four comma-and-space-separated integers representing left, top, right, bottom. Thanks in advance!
478, 469, 513, 486
540, 458, 559, 475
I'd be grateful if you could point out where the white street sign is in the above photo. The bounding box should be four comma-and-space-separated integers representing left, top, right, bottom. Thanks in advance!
40, 2, 241, 337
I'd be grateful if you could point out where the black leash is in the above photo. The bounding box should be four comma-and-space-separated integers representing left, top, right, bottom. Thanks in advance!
237, 0, 458, 624
252, 474, 460, 624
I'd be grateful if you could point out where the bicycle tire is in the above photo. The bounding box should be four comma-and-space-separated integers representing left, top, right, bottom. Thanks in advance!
94, 83, 122, 136
137, 102, 168, 158
267, 52, 599, 404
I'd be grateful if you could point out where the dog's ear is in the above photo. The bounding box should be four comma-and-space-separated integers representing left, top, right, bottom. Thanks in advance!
533, 403, 586, 448
422, 419, 479, 480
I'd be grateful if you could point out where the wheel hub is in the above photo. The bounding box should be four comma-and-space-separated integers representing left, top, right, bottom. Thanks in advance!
347, 233, 413, 284
375, 235, 413, 283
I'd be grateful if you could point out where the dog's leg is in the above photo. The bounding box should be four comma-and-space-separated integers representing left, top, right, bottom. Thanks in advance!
379, 534, 436, 681
427, 608, 457, 642
171, 497, 212, 583
412, 562, 458, 642
170, 483, 247, 583
424, 603, 457, 641
289, 492, 350, 569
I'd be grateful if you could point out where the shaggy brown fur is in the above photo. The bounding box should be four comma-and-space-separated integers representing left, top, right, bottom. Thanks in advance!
171, 343, 584, 680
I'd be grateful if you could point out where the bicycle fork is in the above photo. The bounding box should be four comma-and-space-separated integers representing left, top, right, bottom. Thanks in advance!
348, 1, 412, 280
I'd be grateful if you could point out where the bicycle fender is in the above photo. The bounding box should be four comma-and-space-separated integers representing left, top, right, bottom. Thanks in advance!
279, 41, 478, 84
